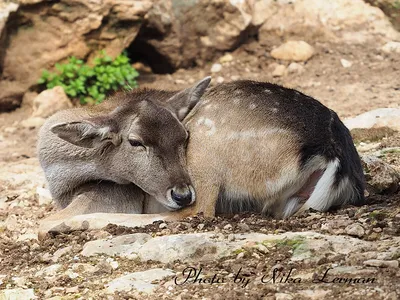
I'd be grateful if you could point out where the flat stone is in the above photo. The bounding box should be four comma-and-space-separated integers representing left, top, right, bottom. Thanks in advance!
82, 233, 152, 257
0, 288, 36, 300
106, 268, 174, 294
363, 259, 399, 268
344, 108, 400, 131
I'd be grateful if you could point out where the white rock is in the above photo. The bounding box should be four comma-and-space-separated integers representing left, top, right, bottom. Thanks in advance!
275, 293, 294, 300
106, 268, 174, 294
20, 117, 45, 129
271, 41, 314, 62
210, 63, 222, 73
345, 223, 365, 238
272, 64, 287, 77
363, 259, 399, 268
52, 246, 72, 262
36, 187, 52, 206
82, 233, 152, 257
381, 41, 400, 54
35, 264, 62, 277
17, 233, 38, 242
0, 288, 36, 300
287, 62, 304, 74
216, 76, 225, 83
32, 86, 73, 118
340, 58, 353, 68
344, 108, 400, 131
219, 53, 233, 64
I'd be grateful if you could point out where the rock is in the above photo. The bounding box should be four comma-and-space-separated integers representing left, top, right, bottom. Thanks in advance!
344, 108, 400, 131
0, 81, 27, 112
35, 264, 62, 277
219, 53, 233, 64
159, 223, 167, 229
340, 58, 353, 68
275, 293, 294, 300
287, 62, 305, 74
20, 117, 45, 129
271, 41, 315, 62
258, 0, 399, 45
211, 63, 222, 73
345, 223, 365, 238
17, 233, 38, 242
138, 0, 252, 72
21, 92, 38, 108
35, 187, 52, 206
2, 1, 152, 93
0, 288, 36, 300
106, 268, 174, 294
296, 289, 331, 299
381, 41, 400, 54
361, 155, 400, 194
32, 86, 73, 118
51, 246, 73, 263
216, 76, 225, 84
363, 259, 399, 268
82, 233, 152, 257
272, 64, 287, 77
81, 231, 400, 265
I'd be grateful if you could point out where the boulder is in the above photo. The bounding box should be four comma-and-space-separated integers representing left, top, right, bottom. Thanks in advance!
344, 108, 400, 131
258, 0, 400, 45
32, 86, 72, 118
361, 155, 400, 194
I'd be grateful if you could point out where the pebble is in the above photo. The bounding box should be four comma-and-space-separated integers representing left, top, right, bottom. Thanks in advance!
219, 53, 233, 63
272, 64, 287, 77
159, 223, 167, 229
271, 40, 314, 62
211, 63, 222, 73
345, 223, 365, 238
340, 58, 353, 68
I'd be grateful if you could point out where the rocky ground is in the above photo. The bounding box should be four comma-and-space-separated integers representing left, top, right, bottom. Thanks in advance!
0, 37, 399, 299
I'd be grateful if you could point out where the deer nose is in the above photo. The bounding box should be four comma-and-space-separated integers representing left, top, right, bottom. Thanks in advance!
171, 185, 193, 207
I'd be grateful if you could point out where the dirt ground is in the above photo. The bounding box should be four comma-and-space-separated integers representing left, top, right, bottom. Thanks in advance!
0, 40, 399, 299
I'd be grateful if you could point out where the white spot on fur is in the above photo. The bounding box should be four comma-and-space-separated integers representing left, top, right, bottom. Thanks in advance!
196, 117, 216, 135
265, 89, 272, 94
249, 103, 257, 110
226, 128, 290, 140
270, 108, 278, 113
178, 107, 188, 119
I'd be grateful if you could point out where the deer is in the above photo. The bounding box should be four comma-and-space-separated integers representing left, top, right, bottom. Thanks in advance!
38, 77, 365, 237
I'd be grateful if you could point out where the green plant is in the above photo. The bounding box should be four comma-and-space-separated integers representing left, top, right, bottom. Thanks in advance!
38, 51, 139, 104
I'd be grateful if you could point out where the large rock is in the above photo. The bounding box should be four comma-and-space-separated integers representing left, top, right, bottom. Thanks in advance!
361, 155, 400, 194
81, 231, 400, 265
0, 0, 152, 102
257, 0, 400, 45
130, 0, 254, 72
31, 86, 72, 118
344, 108, 400, 131
106, 268, 174, 294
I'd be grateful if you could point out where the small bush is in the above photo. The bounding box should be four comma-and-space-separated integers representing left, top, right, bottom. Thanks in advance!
38, 51, 139, 104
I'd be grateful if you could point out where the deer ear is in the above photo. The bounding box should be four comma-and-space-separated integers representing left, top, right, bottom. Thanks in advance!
167, 76, 211, 120
51, 120, 121, 148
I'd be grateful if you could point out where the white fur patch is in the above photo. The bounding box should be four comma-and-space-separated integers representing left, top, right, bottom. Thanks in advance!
196, 117, 216, 135
300, 158, 355, 212
226, 128, 290, 140
249, 103, 257, 110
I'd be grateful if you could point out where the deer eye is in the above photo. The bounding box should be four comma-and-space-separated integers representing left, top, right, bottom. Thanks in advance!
129, 139, 144, 147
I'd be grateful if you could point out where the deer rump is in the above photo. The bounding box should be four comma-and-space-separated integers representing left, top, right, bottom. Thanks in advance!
185, 80, 365, 218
